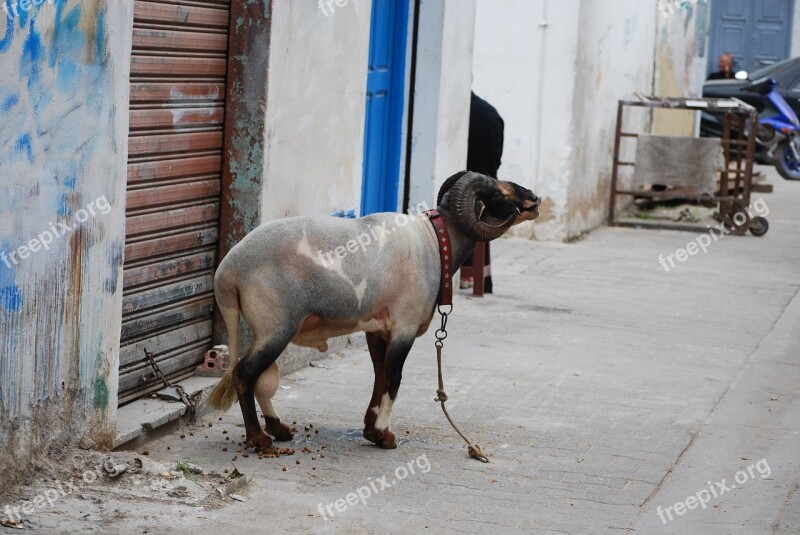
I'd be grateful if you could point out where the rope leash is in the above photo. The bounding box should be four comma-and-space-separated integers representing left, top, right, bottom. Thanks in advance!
424, 209, 488, 463
433, 305, 489, 463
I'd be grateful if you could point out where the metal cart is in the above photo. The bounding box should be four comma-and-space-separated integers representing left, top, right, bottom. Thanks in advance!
607, 96, 770, 236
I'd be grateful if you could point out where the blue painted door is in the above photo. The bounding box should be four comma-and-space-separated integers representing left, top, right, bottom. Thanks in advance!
361, 0, 409, 215
708, 0, 795, 75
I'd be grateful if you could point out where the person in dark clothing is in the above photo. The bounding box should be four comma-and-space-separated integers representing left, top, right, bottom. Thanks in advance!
461, 92, 504, 289
467, 92, 504, 178
707, 53, 735, 80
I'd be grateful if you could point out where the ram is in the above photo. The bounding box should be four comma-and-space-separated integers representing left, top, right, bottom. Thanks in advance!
207, 171, 540, 452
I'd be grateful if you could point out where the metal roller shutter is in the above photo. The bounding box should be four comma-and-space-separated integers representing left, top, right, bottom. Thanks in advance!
119, 0, 231, 404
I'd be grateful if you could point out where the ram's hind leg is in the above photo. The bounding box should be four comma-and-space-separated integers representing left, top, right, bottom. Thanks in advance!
255, 362, 294, 441
234, 335, 293, 452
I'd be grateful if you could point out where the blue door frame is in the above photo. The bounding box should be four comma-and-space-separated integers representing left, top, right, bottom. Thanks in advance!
708, 0, 795, 75
361, 0, 410, 216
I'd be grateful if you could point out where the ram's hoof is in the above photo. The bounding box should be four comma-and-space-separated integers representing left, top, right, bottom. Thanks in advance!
246, 430, 274, 452
264, 416, 294, 442
363, 428, 397, 449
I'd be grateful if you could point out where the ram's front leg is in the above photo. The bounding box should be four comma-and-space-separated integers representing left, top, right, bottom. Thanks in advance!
363, 333, 414, 449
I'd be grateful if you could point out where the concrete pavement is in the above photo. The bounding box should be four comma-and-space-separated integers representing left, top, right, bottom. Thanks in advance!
4, 166, 799, 534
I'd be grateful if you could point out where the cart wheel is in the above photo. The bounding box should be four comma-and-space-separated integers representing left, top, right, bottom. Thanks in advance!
749, 216, 769, 237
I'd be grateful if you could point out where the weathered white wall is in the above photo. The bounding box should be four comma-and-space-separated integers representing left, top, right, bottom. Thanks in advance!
408, 0, 476, 210
472, 0, 658, 240
472, 0, 580, 241
567, 1, 657, 238
262, 1, 373, 220
653, 1, 711, 136
0, 0, 131, 483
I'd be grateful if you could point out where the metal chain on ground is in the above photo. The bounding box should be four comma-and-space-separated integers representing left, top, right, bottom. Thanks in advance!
433, 305, 489, 463
143, 348, 195, 417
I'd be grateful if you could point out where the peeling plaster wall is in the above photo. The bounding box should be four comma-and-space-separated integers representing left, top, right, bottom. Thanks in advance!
653, 2, 710, 136
0, 0, 131, 483
408, 0, 476, 211
219, 1, 271, 255
261, 1, 372, 221
566, 1, 657, 239
472, 0, 580, 242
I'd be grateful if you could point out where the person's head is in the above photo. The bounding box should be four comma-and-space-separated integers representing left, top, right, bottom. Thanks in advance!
718, 54, 734, 75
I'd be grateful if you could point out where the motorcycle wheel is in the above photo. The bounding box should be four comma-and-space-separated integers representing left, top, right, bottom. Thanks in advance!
775, 141, 800, 181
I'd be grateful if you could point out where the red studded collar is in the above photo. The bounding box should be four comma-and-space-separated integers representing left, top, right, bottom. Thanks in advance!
424, 209, 453, 307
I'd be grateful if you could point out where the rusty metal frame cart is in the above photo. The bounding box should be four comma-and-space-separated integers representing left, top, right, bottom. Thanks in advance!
607, 97, 769, 236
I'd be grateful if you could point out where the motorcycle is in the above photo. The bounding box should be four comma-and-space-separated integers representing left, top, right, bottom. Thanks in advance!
701, 77, 800, 180
753, 78, 800, 180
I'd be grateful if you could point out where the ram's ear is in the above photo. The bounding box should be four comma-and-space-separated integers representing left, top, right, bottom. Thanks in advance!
475, 200, 486, 220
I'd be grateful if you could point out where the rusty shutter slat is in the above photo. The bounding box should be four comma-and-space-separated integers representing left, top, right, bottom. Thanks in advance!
128, 131, 224, 157
121, 300, 215, 342
124, 228, 218, 264
126, 180, 221, 210
120, 322, 214, 368
127, 155, 223, 184
130, 107, 225, 130
133, 28, 229, 53
126, 203, 220, 239
130, 82, 226, 103
130, 56, 228, 78
123, 251, 216, 288
120, 0, 231, 405
133, 2, 230, 29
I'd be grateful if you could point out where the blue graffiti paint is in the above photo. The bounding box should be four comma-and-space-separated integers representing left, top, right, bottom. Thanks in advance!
1, 0, 63, 54
0, 2, 12, 53
57, 163, 77, 214
0, 242, 23, 312
13, 133, 32, 162
51, 5, 85, 94
18, 16, 51, 124
94, 9, 105, 60
17, 2, 28, 29
0, 285, 23, 312
1, 94, 18, 111
19, 18, 42, 92
56, 61, 78, 93
56, 195, 70, 218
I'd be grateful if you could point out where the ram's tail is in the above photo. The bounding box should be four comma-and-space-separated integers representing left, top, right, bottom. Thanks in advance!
206, 286, 241, 411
